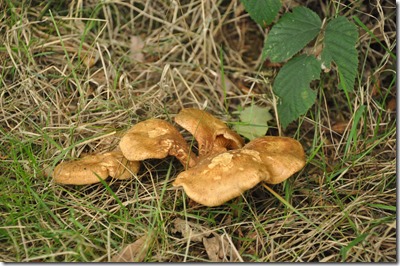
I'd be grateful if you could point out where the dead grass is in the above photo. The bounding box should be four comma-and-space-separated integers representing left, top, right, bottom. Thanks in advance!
0, 0, 396, 262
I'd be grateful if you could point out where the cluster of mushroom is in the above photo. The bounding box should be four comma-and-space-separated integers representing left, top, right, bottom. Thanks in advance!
53, 108, 306, 207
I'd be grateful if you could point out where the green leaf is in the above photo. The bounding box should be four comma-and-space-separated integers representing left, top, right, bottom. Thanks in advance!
263, 6, 322, 63
240, 0, 281, 26
321, 16, 359, 92
233, 105, 273, 140
273, 54, 320, 128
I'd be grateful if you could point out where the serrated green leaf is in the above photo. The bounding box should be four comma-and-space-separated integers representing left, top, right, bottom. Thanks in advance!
273, 54, 320, 128
321, 16, 359, 92
263, 6, 322, 63
233, 105, 273, 140
240, 0, 281, 26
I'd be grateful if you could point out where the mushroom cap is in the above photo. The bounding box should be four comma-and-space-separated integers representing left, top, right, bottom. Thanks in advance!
174, 108, 244, 156
172, 136, 306, 207
53, 151, 140, 185
172, 149, 270, 207
243, 136, 306, 184
119, 118, 197, 167
106, 151, 141, 180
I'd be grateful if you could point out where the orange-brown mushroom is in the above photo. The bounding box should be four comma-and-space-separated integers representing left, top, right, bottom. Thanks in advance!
172, 149, 270, 206
174, 108, 244, 157
243, 136, 306, 184
172, 136, 306, 207
53, 151, 140, 185
119, 118, 198, 168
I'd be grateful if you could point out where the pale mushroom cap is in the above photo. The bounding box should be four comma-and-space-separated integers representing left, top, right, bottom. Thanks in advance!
172, 149, 270, 207
53, 151, 140, 185
243, 136, 306, 184
119, 118, 197, 167
174, 108, 244, 156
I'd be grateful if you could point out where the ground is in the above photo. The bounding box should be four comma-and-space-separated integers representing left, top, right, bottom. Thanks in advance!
0, 0, 396, 262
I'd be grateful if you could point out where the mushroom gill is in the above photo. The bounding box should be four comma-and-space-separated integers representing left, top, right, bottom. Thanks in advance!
174, 108, 244, 158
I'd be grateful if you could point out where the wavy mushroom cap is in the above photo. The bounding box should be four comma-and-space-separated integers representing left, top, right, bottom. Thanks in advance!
173, 136, 306, 207
119, 118, 197, 168
174, 108, 244, 156
243, 136, 306, 184
53, 151, 140, 185
173, 149, 270, 207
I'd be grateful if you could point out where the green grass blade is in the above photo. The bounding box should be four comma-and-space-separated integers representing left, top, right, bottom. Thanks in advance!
340, 233, 369, 261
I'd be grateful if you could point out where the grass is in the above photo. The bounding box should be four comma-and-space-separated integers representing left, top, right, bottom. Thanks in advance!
0, 0, 396, 262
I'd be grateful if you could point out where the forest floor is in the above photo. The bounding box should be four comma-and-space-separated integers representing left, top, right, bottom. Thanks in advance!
0, 0, 396, 262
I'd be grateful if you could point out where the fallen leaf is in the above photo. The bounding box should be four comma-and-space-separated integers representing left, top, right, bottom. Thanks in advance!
386, 97, 396, 112
331, 121, 349, 134
170, 218, 211, 243
217, 72, 234, 93
233, 105, 273, 140
203, 236, 221, 262
111, 232, 153, 262
130, 35, 145, 62
371, 78, 381, 97
203, 235, 241, 262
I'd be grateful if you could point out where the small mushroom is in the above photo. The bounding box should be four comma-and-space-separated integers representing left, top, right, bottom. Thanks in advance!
53, 151, 140, 185
119, 118, 198, 168
172, 136, 306, 207
174, 108, 244, 157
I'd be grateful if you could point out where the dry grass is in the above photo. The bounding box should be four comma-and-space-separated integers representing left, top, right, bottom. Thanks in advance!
0, 0, 396, 262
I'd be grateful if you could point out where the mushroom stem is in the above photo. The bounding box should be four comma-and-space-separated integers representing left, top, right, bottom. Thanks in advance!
174, 108, 244, 158
160, 137, 198, 168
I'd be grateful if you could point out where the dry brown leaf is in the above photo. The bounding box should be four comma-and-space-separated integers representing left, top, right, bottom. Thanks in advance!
111, 233, 153, 262
371, 78, 381, 97
130, 35, 145, 62
170, 218, 211, 243
203, 236, 221, 262
386, 97, 396, 112
331, 121, 349, 134
202, 235, 241, 262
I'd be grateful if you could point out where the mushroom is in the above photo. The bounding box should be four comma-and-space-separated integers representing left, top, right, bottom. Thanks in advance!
119, 118, 198, 168
53, 151, 140, 185
172, 136, 306, 207
174, 108, 244, 157
242, 136, 306, 184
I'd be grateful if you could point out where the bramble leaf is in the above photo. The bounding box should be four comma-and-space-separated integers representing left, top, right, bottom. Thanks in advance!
233, 105, 273, 140
273, 54, 320, 128
321, 16, 359, 92
263, 6, 322, 63
240, 0, 281, 26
